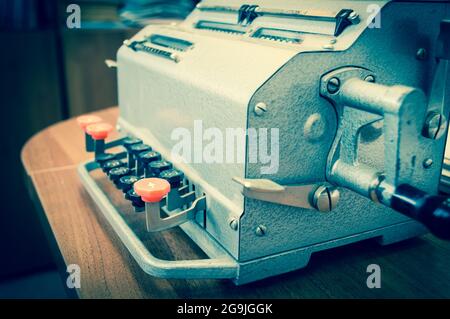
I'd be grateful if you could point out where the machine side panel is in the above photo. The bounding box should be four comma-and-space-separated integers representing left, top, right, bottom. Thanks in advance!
240, 1, 448, 261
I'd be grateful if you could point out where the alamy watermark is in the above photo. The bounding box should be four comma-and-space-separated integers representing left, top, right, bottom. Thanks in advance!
366, 4, 382, 29
366, 264, 381, 289
66, 264, 81, 289
170, 121, 279, 175
66, 4, 81, 29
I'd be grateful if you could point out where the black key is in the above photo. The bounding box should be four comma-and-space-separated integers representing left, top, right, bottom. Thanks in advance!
102, 159, 124, 174
138, 150, 161, 164
125, 189, 145, 211
123, 137, 142, 151
149, 160, 172, 176
123, 138, 142, 170
137, 151, 161, 177
159, 169, 184, 188
109, 167, 131, 185
130, 144, 151, 155
118, 175, 140, 193
95, 153, 116, 166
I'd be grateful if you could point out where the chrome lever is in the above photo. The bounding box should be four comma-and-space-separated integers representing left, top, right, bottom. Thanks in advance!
232, 177, 339, 212
166, 186, 197, 211
133, 178, 206, 232
147, 196, 206, 232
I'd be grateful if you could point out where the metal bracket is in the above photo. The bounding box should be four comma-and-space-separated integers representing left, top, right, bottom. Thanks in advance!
146, 195, 206, 232
320, 66, 435, 203
232, 177, 339, 212
105, 59, 117, 68
166, 185, 196, 211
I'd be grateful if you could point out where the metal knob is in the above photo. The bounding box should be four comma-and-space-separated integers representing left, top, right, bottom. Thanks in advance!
312, 185, 340, 212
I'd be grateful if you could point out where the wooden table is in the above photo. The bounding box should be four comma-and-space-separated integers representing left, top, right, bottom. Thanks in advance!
21, 107, 450, 299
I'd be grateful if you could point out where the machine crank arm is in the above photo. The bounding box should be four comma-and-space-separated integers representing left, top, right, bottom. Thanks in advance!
320, 20, 450, 240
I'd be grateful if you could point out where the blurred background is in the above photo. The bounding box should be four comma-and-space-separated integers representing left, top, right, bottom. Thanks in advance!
0, 0, 198, 298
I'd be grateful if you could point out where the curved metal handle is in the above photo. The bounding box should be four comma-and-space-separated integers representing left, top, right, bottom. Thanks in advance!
78, 161, 238, 279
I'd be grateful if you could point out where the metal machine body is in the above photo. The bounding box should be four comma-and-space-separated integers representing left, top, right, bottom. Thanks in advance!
78, 0, 450, 284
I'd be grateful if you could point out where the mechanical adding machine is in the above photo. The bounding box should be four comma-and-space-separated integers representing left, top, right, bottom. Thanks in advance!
77, 0, 450, 284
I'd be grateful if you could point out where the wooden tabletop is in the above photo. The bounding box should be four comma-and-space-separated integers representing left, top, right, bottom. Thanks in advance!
21, 107, 450, 299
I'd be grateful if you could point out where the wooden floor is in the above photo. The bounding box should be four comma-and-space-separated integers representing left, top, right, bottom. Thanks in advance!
21, 107, 450, 298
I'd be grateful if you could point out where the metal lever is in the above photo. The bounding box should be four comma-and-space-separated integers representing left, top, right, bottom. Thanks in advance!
233, 177, 340, 212
134, 178, 206, 232
147, 196, 206, 232
166, 185, 196, 211
105, 59, 117, 68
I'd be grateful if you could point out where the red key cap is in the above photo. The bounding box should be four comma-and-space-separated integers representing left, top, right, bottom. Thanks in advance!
76, 115, 103, 131
134, 178, 171, 203
85, 123, 113, 140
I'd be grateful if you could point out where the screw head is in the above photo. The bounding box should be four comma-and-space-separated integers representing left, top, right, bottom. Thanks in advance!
424, 112, 447, 140
348, 11, 360, 24
312, 185, 340, 212
364, 75, 376, 83
327, 77, 340, 94
254, 102, 268, 116
416, 48, 427, 60
423, 158, 433, 169
322, 44, 335, 50
229, 219, 239, 231
255, 225, 267, 237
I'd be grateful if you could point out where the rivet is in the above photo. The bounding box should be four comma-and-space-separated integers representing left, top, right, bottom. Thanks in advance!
229, 219, 239, 231
423, 158, 433, 169
255, 225, 267, 237
364, 75, 376, 83
312, 185, 340, 212
423, 112, 447, 140
416, 48, 427, 60
327, 77, 340, 94
254, 102, 268, 116
348, 11, 360, 24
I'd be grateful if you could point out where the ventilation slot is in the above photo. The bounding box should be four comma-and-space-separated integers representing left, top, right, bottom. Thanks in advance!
195, 20, 247, 35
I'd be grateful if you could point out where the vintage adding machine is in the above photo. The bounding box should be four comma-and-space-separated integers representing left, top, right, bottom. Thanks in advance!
77, 0, 450, 284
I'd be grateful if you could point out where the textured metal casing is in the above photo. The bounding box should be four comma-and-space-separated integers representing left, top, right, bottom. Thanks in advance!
241, 1, 448, 261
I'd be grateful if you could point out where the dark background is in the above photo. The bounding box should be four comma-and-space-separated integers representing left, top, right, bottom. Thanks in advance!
0, 0, 196, 296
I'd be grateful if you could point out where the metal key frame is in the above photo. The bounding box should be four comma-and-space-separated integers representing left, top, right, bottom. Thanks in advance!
77, 117, 207, 231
